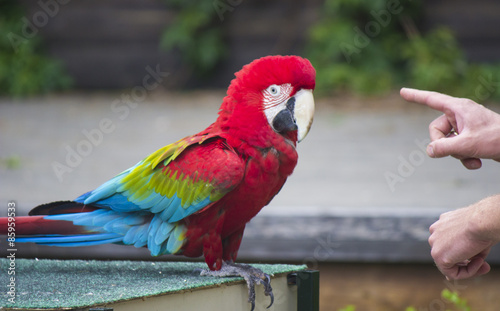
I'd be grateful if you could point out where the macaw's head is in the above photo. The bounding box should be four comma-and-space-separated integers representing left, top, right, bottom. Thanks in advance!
218, 55, 316, 146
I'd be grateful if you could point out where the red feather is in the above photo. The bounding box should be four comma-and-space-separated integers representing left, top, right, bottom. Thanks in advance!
0, 216, 88, 236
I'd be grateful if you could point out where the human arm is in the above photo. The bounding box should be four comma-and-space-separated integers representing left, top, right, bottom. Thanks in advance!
400, 88, 500, 169
429, 194, 500, 280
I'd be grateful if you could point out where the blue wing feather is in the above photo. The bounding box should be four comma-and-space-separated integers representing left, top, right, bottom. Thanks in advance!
22, 136, 244, 257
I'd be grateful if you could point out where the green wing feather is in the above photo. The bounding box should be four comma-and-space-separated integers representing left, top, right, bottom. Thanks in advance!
82, 134, 244, 223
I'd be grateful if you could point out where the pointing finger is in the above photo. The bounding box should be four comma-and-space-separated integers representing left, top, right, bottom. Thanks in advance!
400, 88, 458, 113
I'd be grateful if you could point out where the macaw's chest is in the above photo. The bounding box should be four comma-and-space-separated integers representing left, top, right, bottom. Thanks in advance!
219, 146, 298, 235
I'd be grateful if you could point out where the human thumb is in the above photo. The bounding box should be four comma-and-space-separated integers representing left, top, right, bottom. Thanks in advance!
427, 137, 460, 158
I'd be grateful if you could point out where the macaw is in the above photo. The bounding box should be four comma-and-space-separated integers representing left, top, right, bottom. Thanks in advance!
1, 55, 315, 310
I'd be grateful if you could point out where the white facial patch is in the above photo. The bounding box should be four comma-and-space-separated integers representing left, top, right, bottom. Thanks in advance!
261, 83, 315, 142
262, 83, 293, 126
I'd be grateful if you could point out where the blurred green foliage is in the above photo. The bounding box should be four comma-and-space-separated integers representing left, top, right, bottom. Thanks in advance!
406, 289, 471, 311
0, 155, 21, 169
441, 289, 471, 311
306, 0, 500, 101
339, 289, 472, 311
338, 305, 356, 311
160, 0, 226, 77
0, 0, 72, 97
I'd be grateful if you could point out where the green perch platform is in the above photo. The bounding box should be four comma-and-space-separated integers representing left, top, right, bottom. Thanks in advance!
1, 259, 318, 311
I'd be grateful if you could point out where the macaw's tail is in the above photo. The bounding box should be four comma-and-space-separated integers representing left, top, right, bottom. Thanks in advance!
0, 201, 148, 248
1, 201, 187, 255
0, 201, 94, 236
0, 215, 88, 236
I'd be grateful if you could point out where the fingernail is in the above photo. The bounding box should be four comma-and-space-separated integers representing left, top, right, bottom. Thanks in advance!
427, 144, 435, 157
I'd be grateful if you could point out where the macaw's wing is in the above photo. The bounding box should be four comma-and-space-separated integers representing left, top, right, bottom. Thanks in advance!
77, 135, 245, 223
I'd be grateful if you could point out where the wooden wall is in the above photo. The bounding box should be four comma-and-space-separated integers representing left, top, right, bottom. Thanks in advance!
18, 0, 320, 89
423, 0, 500, 63
19, 0, 177, 89
17, 0, 500, 89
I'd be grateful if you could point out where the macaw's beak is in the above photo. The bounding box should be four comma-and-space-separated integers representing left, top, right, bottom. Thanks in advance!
271, 89, 315, 142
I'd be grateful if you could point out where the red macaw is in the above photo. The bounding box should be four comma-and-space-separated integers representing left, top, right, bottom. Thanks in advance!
1, 55, 315, 310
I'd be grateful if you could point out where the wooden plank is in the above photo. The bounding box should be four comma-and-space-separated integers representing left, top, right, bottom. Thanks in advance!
7, 214, 500, 264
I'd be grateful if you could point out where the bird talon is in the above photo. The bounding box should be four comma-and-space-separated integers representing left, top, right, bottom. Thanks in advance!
193, 268, 204, 274
198, 261, 274, 310
266, 292, 274, 309
263, 274, 274, 308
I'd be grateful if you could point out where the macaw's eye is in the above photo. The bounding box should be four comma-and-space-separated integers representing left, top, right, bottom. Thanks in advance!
267, 85, 281, 96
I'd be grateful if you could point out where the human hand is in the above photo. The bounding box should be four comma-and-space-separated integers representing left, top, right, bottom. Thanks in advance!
429, 204, 494, 280
400, 88, 500, 169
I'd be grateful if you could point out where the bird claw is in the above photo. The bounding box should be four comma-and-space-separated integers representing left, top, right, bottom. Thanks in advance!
199, 261, 274, 311
263, 275, 274, 308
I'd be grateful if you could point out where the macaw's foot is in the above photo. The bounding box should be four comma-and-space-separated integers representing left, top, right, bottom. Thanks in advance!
199, 261, 274, 311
